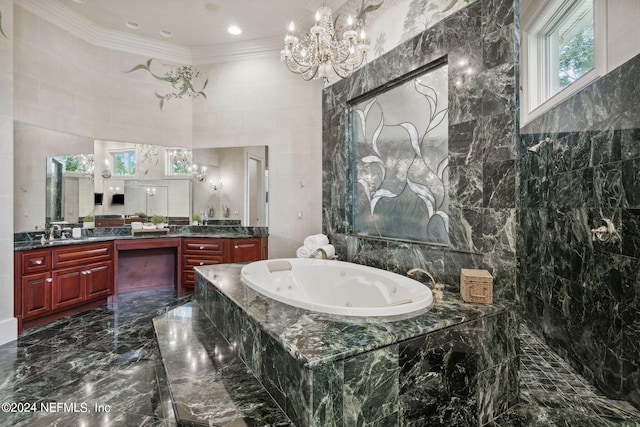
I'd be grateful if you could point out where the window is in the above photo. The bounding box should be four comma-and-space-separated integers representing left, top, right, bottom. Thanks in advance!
111, 151, 136, 176
521, 0, 604, 125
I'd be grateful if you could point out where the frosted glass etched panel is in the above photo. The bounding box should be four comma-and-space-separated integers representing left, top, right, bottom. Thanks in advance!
351, 64, 449, 244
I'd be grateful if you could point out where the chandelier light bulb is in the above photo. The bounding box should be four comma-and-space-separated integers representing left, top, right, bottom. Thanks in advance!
315, 10, 320, 21
360, 29, 366, 40
347, 15, 353, 26
288, 21, 295, 32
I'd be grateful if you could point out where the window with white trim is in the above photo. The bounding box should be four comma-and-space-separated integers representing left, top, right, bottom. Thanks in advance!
111, 150, 136, 176
521, 0, 605, 125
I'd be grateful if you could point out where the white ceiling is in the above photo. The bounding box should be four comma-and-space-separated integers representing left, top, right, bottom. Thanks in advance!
19, 0, 353, 63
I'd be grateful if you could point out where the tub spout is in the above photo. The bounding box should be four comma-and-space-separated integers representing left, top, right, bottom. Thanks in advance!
309, 248, 328, 259
407, 268, 445, 300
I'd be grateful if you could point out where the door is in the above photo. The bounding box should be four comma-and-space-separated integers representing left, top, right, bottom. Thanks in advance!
85, 261, 113, 300
21, 273, 52, 319
51, 266, 85, 310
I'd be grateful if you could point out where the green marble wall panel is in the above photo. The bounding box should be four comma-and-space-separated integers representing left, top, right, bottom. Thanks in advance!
322, 0, 519, 301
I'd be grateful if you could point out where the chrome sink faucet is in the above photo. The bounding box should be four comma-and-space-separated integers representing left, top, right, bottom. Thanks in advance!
49, 224, 61, 240
407, 268, 445, 300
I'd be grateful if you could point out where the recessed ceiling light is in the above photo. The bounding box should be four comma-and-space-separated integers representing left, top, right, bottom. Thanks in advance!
125, 21, 140, 30
228, 25, 242, 35
159, 29, 174, 38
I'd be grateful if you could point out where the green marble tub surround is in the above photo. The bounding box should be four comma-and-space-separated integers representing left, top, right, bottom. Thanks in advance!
195, 263, 520, 426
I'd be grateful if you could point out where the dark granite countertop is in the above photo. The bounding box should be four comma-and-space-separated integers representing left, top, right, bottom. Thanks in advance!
195, 263, 516, 368
14, 225, 268, 252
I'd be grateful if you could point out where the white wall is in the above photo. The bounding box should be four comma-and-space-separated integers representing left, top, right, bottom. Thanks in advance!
13, 5, 324, 260
13, 6, 194, 144
605, 0, 640, 71
0, 0, 15, 344
192, 58, 324, 258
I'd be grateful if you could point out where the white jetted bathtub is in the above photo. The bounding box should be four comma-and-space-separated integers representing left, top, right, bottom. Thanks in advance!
240, 258, 433, 317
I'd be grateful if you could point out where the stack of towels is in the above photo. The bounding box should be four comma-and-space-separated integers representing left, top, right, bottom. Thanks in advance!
296, 234, 336, 259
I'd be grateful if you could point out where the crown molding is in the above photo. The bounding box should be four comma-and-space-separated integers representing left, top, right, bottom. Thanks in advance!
16, 0, 287, 65
191, 36, 283, 65
18, 0, 193, 63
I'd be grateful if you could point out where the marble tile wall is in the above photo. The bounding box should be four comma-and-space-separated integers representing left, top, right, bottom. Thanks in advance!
519, 53, 640, 410
322, 0, 520, 300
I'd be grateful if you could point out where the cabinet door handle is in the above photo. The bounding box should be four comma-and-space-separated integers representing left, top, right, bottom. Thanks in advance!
199, 246, 205, 250
199, 262, 204, 266
81, 270, 88, 275
34, 260, 43, 265
46, 278, 53, 283
235, 246, 238, 249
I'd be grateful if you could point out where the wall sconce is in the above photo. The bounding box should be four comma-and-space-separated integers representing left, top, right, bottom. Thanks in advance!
146, 187, 156, 197
190, 164, 207, 182
101, 159, 112, 179
209, 179, 222, 191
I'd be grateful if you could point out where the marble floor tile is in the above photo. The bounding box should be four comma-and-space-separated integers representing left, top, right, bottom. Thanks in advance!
0, 288, 190, 427
493, 325, 640, 426
0, 288, 638, 426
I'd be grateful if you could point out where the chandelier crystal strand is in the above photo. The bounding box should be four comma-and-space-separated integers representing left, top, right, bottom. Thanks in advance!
281, 6, 369, 84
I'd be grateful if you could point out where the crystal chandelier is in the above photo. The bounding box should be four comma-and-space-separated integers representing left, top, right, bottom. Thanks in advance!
169, 149, 192, 168
280, 6, 369, 84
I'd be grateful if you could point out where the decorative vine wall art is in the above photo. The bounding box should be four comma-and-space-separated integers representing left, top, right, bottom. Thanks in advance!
124, 59, 208, 111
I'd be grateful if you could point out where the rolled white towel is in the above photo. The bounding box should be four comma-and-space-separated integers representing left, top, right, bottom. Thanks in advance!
296, 246, 314, 258
304, 234, 329, 249
315, 244, 335, 259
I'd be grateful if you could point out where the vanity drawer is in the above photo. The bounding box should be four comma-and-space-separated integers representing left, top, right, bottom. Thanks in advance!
21, 250, 52, 275
52, 242, 113, 269
183, 255, 226, 269
182, 238, 229, 256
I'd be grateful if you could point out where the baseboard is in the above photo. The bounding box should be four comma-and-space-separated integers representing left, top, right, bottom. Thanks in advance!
0, 317, 17, 345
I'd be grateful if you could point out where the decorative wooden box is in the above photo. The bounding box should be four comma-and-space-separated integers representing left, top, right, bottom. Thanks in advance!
460, 268, 493, 304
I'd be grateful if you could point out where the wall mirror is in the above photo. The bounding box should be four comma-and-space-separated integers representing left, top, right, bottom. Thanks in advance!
46, 154, 95, 223
15, 123, 268, 232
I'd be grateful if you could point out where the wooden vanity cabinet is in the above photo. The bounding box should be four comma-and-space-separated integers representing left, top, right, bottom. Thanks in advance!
51, 260, 113, 310
15, 242, 114, 332
181, 238, 230, 290
15, 236, 268, 330
181, 237, 268, 290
